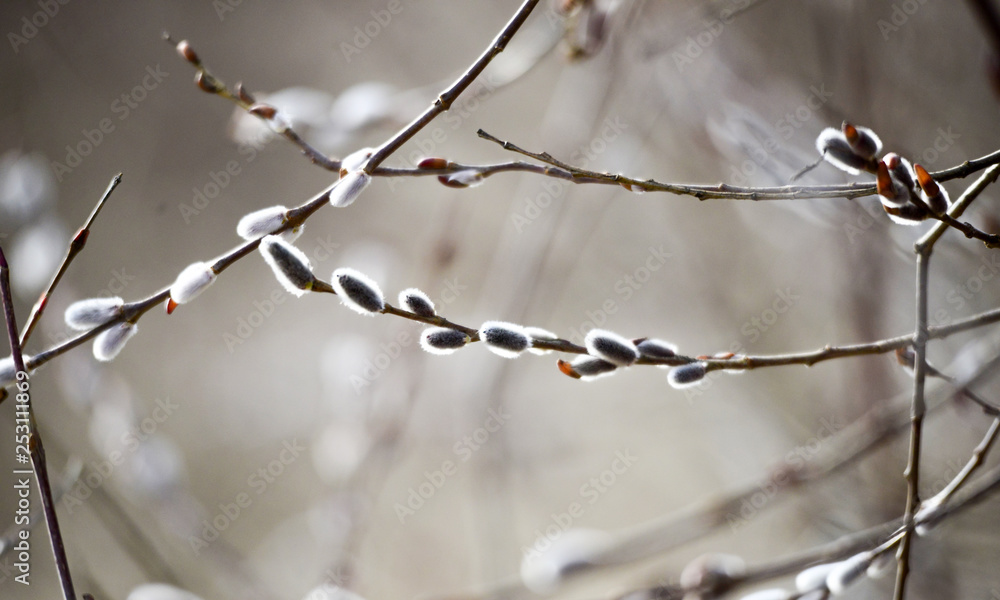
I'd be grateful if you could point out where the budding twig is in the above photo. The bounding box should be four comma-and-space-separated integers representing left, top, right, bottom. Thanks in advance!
0, 246, 78, 600
19, 173, 122, 347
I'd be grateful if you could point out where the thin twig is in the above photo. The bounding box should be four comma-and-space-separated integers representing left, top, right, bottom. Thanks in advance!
19, 173, 122, 346
162, 33, 340, 172
363, 0, 541, 172
0, 246, 78, 600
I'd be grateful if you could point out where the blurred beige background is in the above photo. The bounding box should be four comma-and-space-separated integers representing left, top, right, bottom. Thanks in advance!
1, 1, 1000, 599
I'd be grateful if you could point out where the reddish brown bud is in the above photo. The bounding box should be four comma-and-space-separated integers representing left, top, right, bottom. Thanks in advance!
166, 298, 179, 315
914, 164, 939, 198
235, 82, 256, 104
176, 40, 200, 65
418, 157, 450, 170
876, 161, 897, 202
248, 103, 278, 119
557, 359, 582, 379
195, 72, 222, 94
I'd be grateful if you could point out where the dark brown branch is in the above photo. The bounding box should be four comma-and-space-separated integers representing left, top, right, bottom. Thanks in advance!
0, 246, 78, 600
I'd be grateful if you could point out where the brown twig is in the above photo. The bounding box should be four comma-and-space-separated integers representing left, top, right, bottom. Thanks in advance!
0, 246, 78, 600
19, 173, 122, 347
162, 33, 340, 172
363, 0, 542, 172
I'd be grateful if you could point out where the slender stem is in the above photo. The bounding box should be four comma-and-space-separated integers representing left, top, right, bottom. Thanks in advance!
363, 0, 541, 172
162, 33, 340, 172
19, 173, 122, 346
0, 247, 77, 600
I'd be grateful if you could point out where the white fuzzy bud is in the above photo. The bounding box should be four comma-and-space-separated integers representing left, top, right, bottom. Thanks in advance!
865, 551, 894, 579
584, 329, 638, 366
636, 338, 678, 361
65, 297, 125, 331
914, 495, 944, 536
399, 288, 436, 317
332, 267, 385, 314
329, 170, 372, 208
259, 235, 315, 297
169, 262, 217, 305
127, 583, 205, 600
826, 553, 871, 596
341, 147, 374, 173
668, 362, 707, 389
794, 562, 838, 593
479, 321, 531, 358
563, 356, 617, 380
443, 169, 485, 188
520, 528, 612, 594
525, 327, 558, 355
237, 205, 290, 240
93, 322, 138, 362
420, 327, 470, 355
737, 589, 791, 600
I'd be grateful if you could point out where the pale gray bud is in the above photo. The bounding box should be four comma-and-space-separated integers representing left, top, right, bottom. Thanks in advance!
420, 327, 470, 355
169, 261, 217, 305
65, 297, 125, 331
826, 553, 872, 596
794, 562, 838, 593
399, 287, 436, 317
93, 322, 138, 362
332, 267, 385, 314
237, 205, 292, 240
584, 329, 638, 366
259, 235, 315, 297
329, 171, 372, 208
479, 321, 531, 358
668, 362, 707, 389
636, 338, 678, 361
737, 589, 791, 600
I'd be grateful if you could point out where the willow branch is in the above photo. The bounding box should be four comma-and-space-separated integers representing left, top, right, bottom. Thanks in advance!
363, 0, 541, 172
